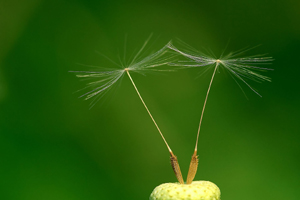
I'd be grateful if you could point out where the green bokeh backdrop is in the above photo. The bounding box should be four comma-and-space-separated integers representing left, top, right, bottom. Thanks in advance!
1, 0, 299, 200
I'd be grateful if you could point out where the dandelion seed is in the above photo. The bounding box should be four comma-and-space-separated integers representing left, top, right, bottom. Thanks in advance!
167, 42, 273, 184
71, 37, 185, 184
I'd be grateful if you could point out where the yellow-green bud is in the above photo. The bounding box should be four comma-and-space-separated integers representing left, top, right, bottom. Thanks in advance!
150, 181, 220, 200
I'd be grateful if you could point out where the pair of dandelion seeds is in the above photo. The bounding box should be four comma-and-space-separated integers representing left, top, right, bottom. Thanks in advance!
71, 37, 272, 200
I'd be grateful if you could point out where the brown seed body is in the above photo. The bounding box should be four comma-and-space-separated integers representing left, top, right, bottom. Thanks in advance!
170, 152, 184, 184
186, 150, 199, 184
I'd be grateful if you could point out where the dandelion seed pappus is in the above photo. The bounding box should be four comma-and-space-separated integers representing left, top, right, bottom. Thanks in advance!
71, 35, 176, 108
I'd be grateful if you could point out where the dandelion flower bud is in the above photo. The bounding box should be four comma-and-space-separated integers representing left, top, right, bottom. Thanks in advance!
150, 181, 221, 200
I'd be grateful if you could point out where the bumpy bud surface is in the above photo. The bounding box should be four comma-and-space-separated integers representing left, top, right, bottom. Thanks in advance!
149, 181, 220, 200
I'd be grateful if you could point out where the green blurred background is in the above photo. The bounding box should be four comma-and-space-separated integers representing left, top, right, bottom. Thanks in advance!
0, 0, 299, 199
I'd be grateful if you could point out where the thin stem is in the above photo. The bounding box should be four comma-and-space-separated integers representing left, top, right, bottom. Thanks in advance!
194, 62, 219, 151
126, 69, 184, 184
186, 62, 219, 184
125, 69, 172, 153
